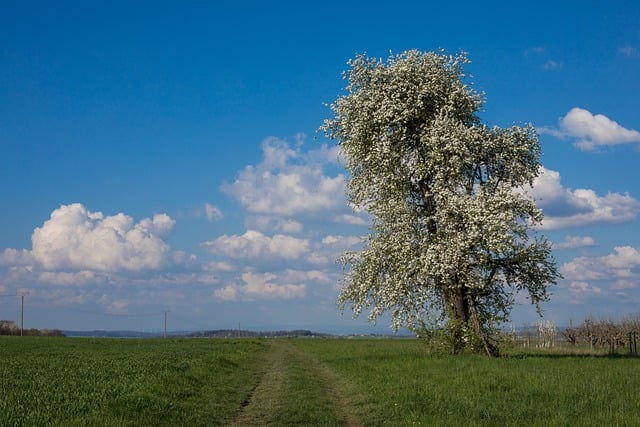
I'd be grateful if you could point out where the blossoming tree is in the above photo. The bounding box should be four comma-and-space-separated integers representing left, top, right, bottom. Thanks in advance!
322, 50, 559, 356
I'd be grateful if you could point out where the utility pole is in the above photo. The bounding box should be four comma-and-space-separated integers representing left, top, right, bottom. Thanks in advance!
17, 292, 29, 336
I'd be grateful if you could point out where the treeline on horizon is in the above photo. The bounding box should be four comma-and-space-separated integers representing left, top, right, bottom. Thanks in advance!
3, 315, 639, 353
0, 320, 65, 337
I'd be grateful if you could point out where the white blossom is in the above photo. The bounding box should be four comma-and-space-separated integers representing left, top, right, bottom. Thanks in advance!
322, 50, 559, 355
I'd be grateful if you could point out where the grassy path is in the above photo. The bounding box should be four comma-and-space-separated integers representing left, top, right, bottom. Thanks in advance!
232, 340, 360, 426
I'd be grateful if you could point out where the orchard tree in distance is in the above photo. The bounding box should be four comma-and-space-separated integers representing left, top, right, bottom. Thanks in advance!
322, 50, 559, 356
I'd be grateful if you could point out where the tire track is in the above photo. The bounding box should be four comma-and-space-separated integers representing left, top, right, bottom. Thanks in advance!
231, 340, 360, 426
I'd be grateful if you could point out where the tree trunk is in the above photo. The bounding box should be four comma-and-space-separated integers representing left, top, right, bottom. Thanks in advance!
449, 291, 470, 354
448, 289, 498, 357
467, 298, 499, 357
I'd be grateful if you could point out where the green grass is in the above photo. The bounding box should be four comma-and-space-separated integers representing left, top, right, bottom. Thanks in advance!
231, 340, 354, 426
2, 336, 640, 426
293, 338, 640, 426
0, 337, 268, 426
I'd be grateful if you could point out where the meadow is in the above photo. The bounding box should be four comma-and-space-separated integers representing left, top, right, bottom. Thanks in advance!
1, 336, 639, 426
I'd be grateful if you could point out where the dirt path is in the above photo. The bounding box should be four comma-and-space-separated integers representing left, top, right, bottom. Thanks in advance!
232, 340, 360, 426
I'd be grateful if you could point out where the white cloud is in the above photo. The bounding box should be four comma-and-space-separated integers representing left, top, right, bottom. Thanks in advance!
30, 204, 176, 272
602, 246, 640, 269
553, 235, 596, 250
203, 261, 236, 273
540, 107, 640, 150
0, 248, 33, 266
202, 230, 310, 261
204, 203, 223, 222
214, 272, 306, 301
221, 137, 350, 220
560, 258, 608, 281
559, 246, 640, 303
214, 284, 240, 301
561, 246, 640, 282
321, 235, 362, 251
531, 167, 640, 229
277, 220, 304, 234
246, 216, 304, 234
565, 281, 602, 303
106, 299, 131, 314
333, 213, 369, 226
0, 204, 204, 290
38, 270, 109, 286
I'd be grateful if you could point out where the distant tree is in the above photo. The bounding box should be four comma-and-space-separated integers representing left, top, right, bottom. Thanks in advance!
536, 320, 556, 348
570, 316, 634, 354
322, 50, 559, 356
0, 320, 65, 337
0, 320, 19, 335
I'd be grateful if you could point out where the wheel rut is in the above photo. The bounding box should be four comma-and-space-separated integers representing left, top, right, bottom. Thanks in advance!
231, 340, 360, 426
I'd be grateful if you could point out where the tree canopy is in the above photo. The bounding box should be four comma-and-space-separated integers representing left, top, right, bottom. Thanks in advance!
322, 50, 559, 356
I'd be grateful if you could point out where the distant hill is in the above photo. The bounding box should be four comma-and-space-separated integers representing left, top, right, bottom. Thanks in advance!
63, 330, 162, 338
185, 329, 329, 338
62, 329, 333, 338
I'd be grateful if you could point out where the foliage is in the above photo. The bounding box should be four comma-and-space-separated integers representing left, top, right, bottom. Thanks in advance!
322, 49, 559, 355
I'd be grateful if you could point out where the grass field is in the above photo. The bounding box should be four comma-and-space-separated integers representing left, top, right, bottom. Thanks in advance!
1, 336, 639, 426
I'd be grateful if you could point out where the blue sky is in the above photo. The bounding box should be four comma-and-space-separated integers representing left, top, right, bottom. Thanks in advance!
1, 1, 639, 333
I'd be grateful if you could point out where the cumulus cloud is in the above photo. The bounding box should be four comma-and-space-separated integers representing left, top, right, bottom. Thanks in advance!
565, 281, 602, 303
531, 167, 640, 229
0, 248, 33, 266
203, 261, 236, 273
29, 203, 176, 272
214, 271, 306, 301
602, 246, 640, 270
202, 230, 310, 261
553, 235, 596, 250
560, 246, 640, 302
220, 137, 353, 221
38, 270, 109, 286
540, 107, 640, 151
561, 246, 640, 281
